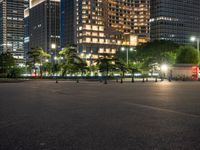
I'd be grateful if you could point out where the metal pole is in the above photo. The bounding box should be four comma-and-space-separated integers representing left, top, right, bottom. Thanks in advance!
126, 48, 128, 65
197, 39, 199, 80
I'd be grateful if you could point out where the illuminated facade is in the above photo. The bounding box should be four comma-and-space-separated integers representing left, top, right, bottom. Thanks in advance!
150, 0, 200, 44
27, 0, 60, 55
24, 8, 30, 61
61, 0, 150, 63
0, 0, 29, 65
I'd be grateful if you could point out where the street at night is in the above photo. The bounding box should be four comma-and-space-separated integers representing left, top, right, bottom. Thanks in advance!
0, 81, 200, 150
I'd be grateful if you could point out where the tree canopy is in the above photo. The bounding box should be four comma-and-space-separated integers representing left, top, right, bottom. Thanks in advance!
27, 47, 50, 64
137, 40, 179, 65
59, 47, 84, 76
176, 46, 199, 64
27, 47, 50, 77
0, 52, 16, 75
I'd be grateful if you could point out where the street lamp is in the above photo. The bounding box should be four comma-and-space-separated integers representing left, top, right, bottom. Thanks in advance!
161, 64, 168, 72
51, 43, 56, 49
190, 36, 200, 58
121, 47, 136, 65
121, 47, 125, 51
54, 56, 58, 60
51, 44, 58, 83
160, 64, 168, 81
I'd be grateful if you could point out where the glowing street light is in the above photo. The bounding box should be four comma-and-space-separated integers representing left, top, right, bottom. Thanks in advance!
191, 36, 196, 42
130, 48, 134, 51
161, 64, 168, 72
160, 64, 169, 81
190, 36, 200, 66
51, 43, 56, 49
121, 47, 125, 51
54, 56, 58, 60
190, 36, 200, 57
51, 43, 58, 83
121, 47, 136, 65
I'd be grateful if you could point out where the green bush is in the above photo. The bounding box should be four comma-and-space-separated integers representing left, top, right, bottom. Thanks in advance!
176, 46, 199, 64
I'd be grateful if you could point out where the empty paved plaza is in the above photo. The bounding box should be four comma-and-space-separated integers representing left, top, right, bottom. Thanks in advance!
0, 80, 200, 150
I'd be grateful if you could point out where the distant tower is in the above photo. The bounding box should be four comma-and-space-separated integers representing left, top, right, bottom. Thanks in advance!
0, 0, 29, 65
150, 0, 200, 44
24, 8, 30, 62
27, 0, 60, 56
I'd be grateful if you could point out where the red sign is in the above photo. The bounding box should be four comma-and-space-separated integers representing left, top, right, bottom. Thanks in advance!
192, 66, 199, 80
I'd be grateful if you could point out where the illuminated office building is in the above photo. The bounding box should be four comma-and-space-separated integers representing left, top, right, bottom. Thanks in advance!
0, 0, 29, 65
27, 0, 60, 56
150, 0, 200, 44
24, 8, 30, 61
61, 0, 150, 64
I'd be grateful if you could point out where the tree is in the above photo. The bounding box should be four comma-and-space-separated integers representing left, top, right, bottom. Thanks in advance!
8, 67, 25, 78
114, 60, 127, 83
78, 61, 88, 77
96, 54, 115, 84
59, 46, 84, 78
27, 48, 50, 77
137, 40, 179, 65
0, 52, 16, 77
115, 48, 137, 64
42, 62, 53, 76
176, 45, 199, 64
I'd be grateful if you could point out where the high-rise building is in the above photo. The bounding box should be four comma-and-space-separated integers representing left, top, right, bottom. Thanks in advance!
27, 0, 60, 57
0, 0, 29, 65
150, 0, 200, 44
24, 8, 30, 61
61, 0, 150, 64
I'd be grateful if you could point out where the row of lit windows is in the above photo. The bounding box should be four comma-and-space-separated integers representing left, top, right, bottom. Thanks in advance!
76, 0, 150, 46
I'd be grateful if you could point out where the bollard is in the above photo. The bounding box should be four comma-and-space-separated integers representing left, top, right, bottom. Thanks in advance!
132, 77, 134, 83
120, 78, 123, 83
104, 79, 107, 84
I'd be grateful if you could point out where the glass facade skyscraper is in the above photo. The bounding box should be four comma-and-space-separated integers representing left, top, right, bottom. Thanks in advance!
0, 0, 29, 64
28, 0, 60, 55
60, 0, 76, 48
24, 8, 30, 61
150, 0, 200, 44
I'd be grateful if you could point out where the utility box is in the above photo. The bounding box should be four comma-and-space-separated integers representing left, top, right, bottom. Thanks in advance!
171, 64, 199, 81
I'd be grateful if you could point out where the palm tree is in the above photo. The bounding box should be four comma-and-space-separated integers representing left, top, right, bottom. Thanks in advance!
59, 46, 85, 82
27, 47, 50, 77
96, 54, 115, 84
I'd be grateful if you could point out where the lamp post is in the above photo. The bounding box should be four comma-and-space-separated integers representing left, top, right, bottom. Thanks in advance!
191, 36, 200, 80
160, 64, 168, 81
190, 36, 200, 60
51, 43, 58, 83
121, 47, 136, 65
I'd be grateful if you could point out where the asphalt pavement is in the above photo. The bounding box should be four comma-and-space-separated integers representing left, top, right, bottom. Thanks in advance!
0, 80, 200, 150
